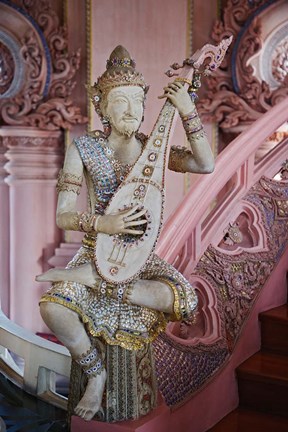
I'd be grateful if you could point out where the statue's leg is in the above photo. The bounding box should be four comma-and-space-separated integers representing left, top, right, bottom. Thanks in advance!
40, 302, 106, 421
36, 262, 97, 288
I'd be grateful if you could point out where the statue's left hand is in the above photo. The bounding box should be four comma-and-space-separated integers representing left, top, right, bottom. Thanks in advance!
158, 81, 195, 116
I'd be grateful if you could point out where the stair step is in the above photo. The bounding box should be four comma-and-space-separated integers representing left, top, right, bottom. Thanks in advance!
208, 408, 288, 432
260, 305, 288, 355
237, 351, 288, 417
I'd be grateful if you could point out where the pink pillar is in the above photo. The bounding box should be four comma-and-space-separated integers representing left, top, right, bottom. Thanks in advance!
0, 137, 10, 316
2, 127, 64, 332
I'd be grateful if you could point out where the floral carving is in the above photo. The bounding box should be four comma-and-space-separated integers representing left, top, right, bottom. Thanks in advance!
2, 136, 62, 149
0, 0, 87, 130
197, 0, 288, 131
0, 41, 15, 96
198, 248, 273, 346
272, 37, 288, 85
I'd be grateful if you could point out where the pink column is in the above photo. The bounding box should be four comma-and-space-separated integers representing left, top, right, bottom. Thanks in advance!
0, 137, 10, 316
2, 127, 64, 332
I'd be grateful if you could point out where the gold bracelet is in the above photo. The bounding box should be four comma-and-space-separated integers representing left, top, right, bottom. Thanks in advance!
78, 212, 98, 233
156, 277, 182, 321
174, 77, 192, 86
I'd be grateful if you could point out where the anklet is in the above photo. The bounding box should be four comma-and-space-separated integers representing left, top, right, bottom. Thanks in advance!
74, 346, 104, 377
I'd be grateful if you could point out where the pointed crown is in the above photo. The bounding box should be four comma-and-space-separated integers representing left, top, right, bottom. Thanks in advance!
88, 46, 148, 117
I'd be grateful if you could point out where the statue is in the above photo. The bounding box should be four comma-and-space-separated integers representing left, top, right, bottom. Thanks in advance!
36, 45, 215, 422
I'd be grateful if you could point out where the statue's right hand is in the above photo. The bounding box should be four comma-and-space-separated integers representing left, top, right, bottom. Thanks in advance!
96, 205, 147, 235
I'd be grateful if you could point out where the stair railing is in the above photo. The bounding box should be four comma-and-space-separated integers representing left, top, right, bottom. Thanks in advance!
157, 96, 288, 278
0, 309, 70, 410
0, 97, 287, 410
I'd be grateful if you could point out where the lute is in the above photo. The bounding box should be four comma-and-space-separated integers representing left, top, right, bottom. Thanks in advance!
95, 37, 233, 284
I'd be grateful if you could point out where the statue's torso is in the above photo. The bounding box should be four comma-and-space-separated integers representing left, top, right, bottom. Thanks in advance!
74, 132, 143, 215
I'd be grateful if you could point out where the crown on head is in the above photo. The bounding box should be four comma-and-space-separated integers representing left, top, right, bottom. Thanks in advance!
88, 45, 148, 120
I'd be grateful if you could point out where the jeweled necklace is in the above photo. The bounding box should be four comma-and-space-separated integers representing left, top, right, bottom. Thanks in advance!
102, 135, 145, 183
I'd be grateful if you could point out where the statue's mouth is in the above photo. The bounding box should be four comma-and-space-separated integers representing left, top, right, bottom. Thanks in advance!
123, 117, 138, 122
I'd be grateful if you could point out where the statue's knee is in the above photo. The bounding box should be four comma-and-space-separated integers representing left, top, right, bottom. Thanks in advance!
39, 301, 66, 325
40, 301, 54, 324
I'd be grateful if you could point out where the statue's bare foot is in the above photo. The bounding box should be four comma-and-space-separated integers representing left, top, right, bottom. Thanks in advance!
35, 263, 99, 288
74, 368, 107, 421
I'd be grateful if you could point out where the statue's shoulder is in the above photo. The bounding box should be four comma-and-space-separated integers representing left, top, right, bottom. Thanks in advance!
74, 130, 107, 149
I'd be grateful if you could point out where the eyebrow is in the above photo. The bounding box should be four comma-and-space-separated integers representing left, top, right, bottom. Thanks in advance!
109, 90, 144, 99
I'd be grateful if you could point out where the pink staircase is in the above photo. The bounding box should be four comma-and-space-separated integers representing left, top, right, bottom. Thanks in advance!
71, 98, 288, 431
209, 303, 288, 431
0, 98, 287, 432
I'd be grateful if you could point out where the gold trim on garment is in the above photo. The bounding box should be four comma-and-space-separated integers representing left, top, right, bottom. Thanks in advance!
156, 277, 182, 321
40, 295, 167, 351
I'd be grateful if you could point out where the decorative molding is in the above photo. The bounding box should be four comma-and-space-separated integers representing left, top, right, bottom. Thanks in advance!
3, 130, 64, 181
197, 0, 288, 132
3, 136, 62, 149
0, 137, 8, 181
0, 0, 87, 130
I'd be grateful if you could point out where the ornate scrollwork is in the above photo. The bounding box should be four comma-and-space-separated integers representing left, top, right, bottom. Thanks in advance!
272, 37, 288, 85
0, 0, 87, 130
0, 41, 14, 95
197, 0, 288, 131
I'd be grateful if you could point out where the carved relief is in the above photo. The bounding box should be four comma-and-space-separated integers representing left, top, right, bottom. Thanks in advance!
0, 41, 14, 95
154, 176, 288, 407
0, 0, 87, 130
197, 0, 288, 131
272, 36, 288, 85
217, 203, 268, 252
2, 135, 62, 149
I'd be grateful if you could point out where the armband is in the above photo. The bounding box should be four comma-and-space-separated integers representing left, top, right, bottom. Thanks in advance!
168, 146, 192, 173
56, 169, 83, 195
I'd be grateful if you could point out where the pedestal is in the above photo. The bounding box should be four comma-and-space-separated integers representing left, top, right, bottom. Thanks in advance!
1, 127, 64, 332
71, 400, 170, 432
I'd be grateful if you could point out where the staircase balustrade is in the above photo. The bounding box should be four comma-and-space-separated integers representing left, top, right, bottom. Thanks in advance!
0, 97, 287, 412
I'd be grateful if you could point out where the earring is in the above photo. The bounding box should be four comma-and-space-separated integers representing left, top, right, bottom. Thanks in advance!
101, 116, 111, 135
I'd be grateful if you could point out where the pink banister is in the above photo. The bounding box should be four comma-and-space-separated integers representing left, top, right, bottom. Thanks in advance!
157, 96, 288, 269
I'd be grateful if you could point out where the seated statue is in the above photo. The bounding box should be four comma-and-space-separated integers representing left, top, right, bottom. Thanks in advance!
36, 45, 214, 422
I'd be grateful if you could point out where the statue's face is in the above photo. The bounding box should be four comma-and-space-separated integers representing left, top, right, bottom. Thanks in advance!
105, 86, 144, 137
